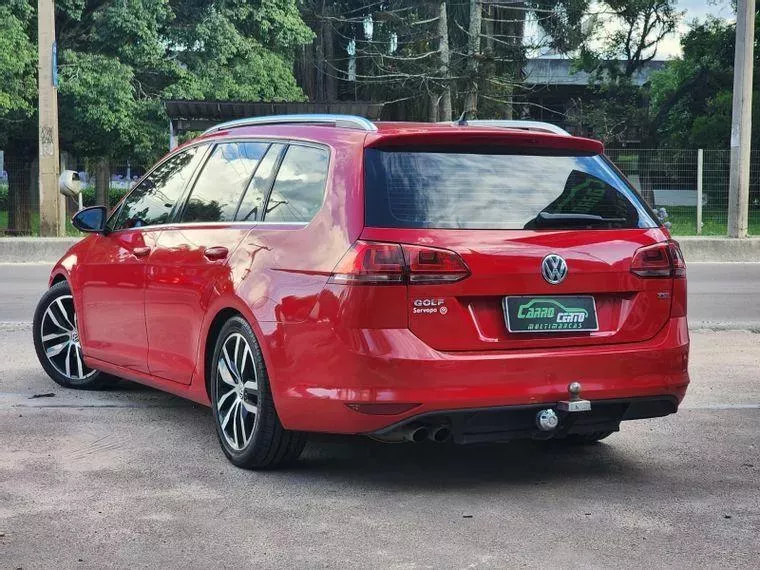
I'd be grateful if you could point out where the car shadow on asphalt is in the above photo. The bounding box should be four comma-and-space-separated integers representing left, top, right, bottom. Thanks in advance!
72, 382, 645, 486
276, 434, 644, 488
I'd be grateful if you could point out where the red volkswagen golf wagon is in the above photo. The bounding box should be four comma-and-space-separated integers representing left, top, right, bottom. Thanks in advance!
33, 115, 690, 469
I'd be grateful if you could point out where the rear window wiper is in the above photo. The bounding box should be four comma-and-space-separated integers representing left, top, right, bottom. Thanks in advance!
534, 212, 629, 226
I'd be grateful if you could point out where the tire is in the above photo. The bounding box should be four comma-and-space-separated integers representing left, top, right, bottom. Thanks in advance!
210, 316, 306, 469
32, 281, 110, 390
563, 431, 615, 444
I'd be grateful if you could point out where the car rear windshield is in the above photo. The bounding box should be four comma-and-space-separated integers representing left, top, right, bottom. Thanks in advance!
364, 148, 657, 230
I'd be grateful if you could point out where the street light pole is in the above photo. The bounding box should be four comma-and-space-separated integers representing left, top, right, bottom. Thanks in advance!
727, 0, 756, 238
38, 0, 63, 237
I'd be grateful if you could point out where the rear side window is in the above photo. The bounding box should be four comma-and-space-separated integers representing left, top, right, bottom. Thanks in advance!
111, 146, 204, 230
364, 149, 656, 230
264, 145, 329, 223
182, 142, 269, 223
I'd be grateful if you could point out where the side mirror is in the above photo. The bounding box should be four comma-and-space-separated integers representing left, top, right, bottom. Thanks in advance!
72, 206, 108, 234
59, 170, 82, 198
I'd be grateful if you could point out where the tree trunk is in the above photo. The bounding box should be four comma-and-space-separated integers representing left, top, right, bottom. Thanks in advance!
324, 4, 337, 101
639, 159, 656, 207
638, 88, 657, 207
95, 158, 110, 208
316, 2, 327, 101
638, 124, 657, 207
428, 94, 440, 122
501, 81, 514, 119
5, 155, 33, 235
464, 0, 482, 118
504, 5, 526, 120
438, 1, 452, 121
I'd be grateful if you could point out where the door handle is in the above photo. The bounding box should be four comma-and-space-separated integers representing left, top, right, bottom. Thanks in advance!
204, 246, 229, 261
132, 246, 152, 258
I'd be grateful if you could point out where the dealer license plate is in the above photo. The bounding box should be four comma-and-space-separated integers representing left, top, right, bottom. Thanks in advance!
504, 296, 599, 333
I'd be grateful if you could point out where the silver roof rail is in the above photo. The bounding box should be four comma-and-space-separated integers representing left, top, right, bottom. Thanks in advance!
203, 114, 378, 135
448, 119, 570, 136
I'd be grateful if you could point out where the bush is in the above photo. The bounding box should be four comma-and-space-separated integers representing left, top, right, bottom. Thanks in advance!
0, 183, 129, 212
80, 185, 129, 208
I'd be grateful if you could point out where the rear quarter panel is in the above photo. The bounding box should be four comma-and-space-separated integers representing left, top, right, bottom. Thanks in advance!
187, 128, 366, 404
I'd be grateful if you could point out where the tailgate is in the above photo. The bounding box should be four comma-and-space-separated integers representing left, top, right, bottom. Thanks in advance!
361, 227, 673, 351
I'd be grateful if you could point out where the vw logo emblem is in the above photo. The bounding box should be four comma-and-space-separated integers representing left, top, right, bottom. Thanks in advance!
541, 254, 568, 284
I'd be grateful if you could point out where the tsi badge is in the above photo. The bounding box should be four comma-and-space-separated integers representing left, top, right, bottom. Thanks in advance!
413, 298, 447, 315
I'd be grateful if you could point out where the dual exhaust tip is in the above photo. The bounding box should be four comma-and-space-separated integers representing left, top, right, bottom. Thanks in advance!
381, 407, 562, 443
380, 424, 452, 444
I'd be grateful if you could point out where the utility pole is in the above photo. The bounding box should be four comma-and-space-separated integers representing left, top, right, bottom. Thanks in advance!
38, 0, 63, 237
727, 0, 755, 238
463, 0, 482, 118
438, 1, 452, 121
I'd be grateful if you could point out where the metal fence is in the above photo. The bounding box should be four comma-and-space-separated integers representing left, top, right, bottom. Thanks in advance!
0, 156, 37, 236
1, 149, 759, 236
0, 156, 144, 235
606, 148, 760, 236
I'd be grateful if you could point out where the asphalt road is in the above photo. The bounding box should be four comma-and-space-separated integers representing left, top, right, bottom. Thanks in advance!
1, 262, 759, 328
1, 261, 759, 567
0, 326, 758, 567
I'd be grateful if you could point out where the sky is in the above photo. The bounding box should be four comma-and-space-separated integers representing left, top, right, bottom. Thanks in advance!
659, 0, 736, 58
528, 0, 736, 60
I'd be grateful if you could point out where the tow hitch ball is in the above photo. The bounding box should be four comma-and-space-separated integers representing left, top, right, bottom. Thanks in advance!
536, 382, 592, 432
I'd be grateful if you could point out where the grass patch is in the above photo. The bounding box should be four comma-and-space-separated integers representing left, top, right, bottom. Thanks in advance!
664, 206, 760, 236
0, 211, 80, 237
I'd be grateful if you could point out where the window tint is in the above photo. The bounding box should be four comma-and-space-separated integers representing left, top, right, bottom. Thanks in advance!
522, 169, 641, 229
264, 145, 329, 223
236, 144, 285, 221
182, 142, 269, 223
364, 150, 656, 230
111, 146, 204, 230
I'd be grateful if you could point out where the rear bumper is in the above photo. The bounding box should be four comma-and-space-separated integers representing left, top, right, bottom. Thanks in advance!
273, 317, 689, 434
373, 396, 678, 444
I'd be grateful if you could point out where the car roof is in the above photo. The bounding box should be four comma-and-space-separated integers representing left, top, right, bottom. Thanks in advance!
189, 117, 604, 155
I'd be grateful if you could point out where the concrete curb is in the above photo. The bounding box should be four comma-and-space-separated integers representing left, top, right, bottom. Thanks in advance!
677, 237, 760, 263
0, 238, 81, 263
1, 236, 759, 263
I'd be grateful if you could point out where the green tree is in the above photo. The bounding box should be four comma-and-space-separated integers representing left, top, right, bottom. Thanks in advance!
649, 14, 760, 150
569, 0, 682, 144
300, 1, 560, 121
165, 0, 313, 101
549, 0, 682, 204
0, 1, 37, 233
649, 12, 760, 208
0, 0, 312, 232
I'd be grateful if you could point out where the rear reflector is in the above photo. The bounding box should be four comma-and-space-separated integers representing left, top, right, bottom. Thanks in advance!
345, 403, 421, 415
330, 240, 470, 285
631, 240, 686, 279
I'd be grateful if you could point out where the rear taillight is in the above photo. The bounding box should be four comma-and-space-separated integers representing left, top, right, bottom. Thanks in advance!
329, 241, 405, 284
403, 244, 471, 283
329, 240, 470, 285
631, 240, 686, 279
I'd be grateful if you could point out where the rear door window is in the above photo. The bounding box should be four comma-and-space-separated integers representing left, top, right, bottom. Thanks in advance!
364, 149, 656, 230
181, 142, 269, 223
264, 145, 329, 223
236, 143, 286, 222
